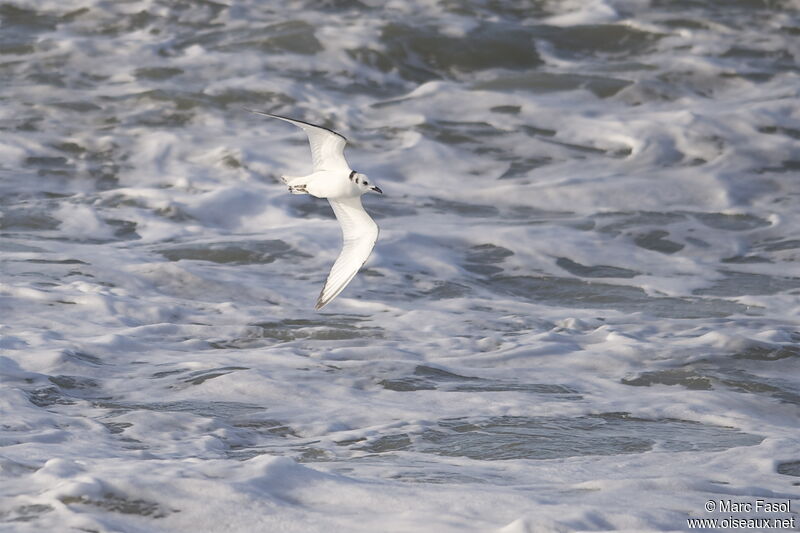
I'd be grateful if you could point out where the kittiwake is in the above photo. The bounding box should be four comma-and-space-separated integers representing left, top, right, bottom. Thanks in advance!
248, 110, 383, 310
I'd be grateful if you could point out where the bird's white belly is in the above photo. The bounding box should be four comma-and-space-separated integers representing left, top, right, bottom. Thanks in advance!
306, 170, 357, 199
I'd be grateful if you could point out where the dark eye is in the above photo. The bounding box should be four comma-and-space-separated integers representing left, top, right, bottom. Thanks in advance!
364, 181, 368, 185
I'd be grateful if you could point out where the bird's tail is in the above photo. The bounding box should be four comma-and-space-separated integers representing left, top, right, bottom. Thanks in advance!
280, 175, 305, 185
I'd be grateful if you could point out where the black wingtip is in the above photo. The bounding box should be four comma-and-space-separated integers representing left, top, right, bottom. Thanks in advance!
246, 110, 348, 142
314, 285, 328, 311
245, 108, 273, 117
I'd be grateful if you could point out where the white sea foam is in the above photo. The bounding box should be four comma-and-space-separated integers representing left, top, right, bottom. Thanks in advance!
1, 0, 800, 531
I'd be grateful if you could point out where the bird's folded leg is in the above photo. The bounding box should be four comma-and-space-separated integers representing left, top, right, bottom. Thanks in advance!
288, 184, 308, 194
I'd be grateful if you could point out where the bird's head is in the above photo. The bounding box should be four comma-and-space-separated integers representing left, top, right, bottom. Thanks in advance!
350, 171, 382, 195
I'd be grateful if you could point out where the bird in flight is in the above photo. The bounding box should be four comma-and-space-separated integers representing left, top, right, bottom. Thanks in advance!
248, 110, 382, 310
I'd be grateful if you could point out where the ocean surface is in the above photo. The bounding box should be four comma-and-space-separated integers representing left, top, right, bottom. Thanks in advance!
1, 0, 799, 531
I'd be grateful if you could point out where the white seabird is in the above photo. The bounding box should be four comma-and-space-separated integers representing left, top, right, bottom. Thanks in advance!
249, 110, 382, 310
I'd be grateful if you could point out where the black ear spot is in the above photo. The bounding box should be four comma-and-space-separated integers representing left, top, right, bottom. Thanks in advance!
349, 170, 356, 181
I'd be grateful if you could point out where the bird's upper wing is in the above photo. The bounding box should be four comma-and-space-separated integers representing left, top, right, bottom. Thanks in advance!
249, 110, 350, 172
316, 196, 379, 310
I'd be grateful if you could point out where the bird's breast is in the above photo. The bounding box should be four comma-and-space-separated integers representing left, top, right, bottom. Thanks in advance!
307, 170, 360, 199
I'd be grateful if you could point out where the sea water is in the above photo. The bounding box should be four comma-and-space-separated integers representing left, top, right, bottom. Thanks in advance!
1, 0, 799, 531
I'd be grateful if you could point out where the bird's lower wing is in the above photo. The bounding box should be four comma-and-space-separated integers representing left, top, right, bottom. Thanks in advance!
316, 196, 379, 310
